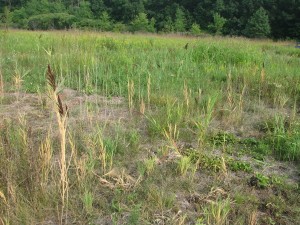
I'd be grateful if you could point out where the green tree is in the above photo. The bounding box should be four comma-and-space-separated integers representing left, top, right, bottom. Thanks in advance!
24, 0, 65, 16
2, 6, 12, 29
190, 22, 201, 35
214, 0, 225, 13
72, 1, 93, 19
11, 7, 28, 28
162, 16, 174, 32
148, 17, 156, 32
244, 7, 271, 38
174, 7, 186, 32
208, 12, 226, 35
194, 1, 214, 30
98, 11, 112, 31
90, 0, 106, 18
110, 0, 144, 23
130, 12, 153, 32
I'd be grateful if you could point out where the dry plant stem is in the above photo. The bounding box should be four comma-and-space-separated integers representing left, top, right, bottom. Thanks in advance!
248, 210, 258, 225
147, 75, 151, 107
221, 157, 227, 178
183, 80, 189, 108
226, 72, 234, 109
0, 189, 7, 208
258, 64, 265, 105
39, 133, 52, 188
98, 131, 108, 174
68, 135, 79, 181
291, 98, 297, 121
260, 63, 265, 83
128, 79, 134, 113
140, 98, 145, 114
0, 69, 3, 95
236, 84, 246, 123
238, 84, 246, 113
47, 65, 68, 225
163, 123, 180, 155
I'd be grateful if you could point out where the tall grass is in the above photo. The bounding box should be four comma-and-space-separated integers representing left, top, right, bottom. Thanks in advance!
0, 30, 299, 224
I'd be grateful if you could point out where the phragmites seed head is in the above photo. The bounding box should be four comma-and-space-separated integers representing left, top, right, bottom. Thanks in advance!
46, 64, 67, 117
47, 65, 56, 91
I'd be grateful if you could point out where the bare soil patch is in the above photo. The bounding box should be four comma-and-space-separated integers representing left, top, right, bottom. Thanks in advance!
0, 88, 129, 138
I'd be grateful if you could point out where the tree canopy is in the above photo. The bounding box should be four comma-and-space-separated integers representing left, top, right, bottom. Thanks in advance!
244, 7, 271, 38
0, 0, 299, 39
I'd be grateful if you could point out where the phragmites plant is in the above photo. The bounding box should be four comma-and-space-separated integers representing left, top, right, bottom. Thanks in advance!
46, 65, 69, 224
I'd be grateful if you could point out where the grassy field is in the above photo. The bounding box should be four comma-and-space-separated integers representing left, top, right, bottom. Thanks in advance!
0, 29, 300, 224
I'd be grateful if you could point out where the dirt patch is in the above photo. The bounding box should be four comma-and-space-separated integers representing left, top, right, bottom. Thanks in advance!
0, 88, 129, 137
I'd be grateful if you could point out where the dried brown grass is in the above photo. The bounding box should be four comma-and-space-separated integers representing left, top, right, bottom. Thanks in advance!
46, 65, 69, 224
0, 69, 3, 95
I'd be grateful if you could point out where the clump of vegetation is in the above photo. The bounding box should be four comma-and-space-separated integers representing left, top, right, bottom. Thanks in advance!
227, 160, 252, 173
210, 132, 236, 146
265, 116, 300, 161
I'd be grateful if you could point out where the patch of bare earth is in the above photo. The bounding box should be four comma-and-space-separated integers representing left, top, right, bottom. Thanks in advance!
0, 88, 129, 139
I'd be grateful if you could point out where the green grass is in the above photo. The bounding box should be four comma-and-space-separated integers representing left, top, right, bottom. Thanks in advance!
0, 29, 300, 224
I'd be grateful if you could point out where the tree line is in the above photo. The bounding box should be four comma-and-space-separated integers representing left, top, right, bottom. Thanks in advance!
1, 0, 299, 39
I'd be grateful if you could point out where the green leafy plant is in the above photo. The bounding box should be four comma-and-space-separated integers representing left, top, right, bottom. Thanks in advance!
227, 160, 252, 173
251, 173, 270, 189
211, 132, 236, 146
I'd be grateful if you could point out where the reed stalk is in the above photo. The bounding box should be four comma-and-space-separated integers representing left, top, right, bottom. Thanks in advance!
128, 79, 134, 113
0, 69, 3, 95
46, 65, 68, 225
183, 80, 189, 108
147, 74, 151, 107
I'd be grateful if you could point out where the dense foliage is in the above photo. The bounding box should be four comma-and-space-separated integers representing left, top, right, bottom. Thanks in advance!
1, 0, 300, 39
